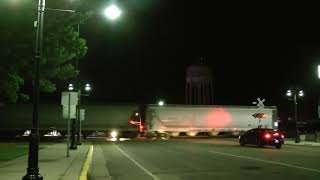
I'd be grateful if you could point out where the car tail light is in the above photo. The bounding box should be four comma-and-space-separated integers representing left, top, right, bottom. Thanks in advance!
272, 132, 284, 138
129, 120, 135, 125
264, 133, 271, 139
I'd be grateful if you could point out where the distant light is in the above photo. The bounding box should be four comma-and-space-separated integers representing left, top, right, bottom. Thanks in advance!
111, 131, 117, 138
104, 4, 122, 20
85, 83, 91, 91
158, 100, 164, 106
135, 112, 139, 116
68, 84, 74, 91
274, 122, 278, 127
298, 90, 304, 97
286, 90, 292, 96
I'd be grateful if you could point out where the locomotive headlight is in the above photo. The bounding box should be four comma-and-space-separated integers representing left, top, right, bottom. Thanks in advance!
111, 131, 118, 138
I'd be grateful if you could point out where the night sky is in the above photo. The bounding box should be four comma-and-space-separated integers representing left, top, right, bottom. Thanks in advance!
56, 1, 320, 121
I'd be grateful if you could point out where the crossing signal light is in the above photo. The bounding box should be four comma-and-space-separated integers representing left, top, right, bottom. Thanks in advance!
252, 113, 267, 118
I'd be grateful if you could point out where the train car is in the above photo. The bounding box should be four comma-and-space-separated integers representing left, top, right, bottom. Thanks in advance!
0, 103, 140, 139
145, 104, 278, 137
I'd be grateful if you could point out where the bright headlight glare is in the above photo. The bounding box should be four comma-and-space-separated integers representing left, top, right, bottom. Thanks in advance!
111, 131, 117, 138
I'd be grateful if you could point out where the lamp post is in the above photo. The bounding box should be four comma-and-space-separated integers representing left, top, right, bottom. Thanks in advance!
23, 3, 122, 178
23, 0, 45, 179
73, 3, 122, 145
75, 83, 91, 145
286, 89, 304, 143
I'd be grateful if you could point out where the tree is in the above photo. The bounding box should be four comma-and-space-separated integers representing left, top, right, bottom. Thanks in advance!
0, 0, 90, 103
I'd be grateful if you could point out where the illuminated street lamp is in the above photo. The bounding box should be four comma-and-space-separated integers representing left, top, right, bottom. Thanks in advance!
68, 83, 74, 91
104, 4, 122, 20
84, 83, 91, 92
286, 88, 304, 143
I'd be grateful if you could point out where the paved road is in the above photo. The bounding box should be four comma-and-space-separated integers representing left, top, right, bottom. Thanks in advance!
93, 138, 320, 180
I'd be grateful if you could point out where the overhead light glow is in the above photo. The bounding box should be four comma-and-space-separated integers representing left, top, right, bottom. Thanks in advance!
104, 4, 122, 20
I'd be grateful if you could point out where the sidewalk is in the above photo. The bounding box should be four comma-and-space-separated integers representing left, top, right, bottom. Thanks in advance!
0, 142, 90, 180
284, 140, 320, 147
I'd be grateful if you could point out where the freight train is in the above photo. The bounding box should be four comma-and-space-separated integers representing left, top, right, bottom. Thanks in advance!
0, 103, 278, 139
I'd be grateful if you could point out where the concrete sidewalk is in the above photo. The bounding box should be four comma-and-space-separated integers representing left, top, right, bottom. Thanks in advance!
284, 140, 320, 147
0, 142, 90, 180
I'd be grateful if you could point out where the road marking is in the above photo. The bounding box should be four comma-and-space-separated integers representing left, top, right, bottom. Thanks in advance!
113, 144, 160, 180
79, 145, 94, 180
209, 150, 320, 173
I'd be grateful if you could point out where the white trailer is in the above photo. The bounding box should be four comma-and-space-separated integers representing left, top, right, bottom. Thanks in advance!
145, 105, 277, 136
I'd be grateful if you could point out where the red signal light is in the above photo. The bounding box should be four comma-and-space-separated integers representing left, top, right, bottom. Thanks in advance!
252, 113, 268, 118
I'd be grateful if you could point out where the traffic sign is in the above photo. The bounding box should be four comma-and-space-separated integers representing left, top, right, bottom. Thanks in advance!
63, 105, 76, 119
61, 92, 78, 106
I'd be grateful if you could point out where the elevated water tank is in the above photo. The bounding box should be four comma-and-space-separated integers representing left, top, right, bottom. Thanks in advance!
186, 62, 214, 105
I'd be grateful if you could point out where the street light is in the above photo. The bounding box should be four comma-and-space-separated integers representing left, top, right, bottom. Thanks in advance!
104, 4, 122, 20
23, 0, 45, 179
286, 88, 304, 143
23, 2, 122, 179
68, 83, 74, 91
84, 83, 91, 92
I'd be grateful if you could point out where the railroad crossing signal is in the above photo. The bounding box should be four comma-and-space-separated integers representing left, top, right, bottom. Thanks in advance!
252, 98, 265, 109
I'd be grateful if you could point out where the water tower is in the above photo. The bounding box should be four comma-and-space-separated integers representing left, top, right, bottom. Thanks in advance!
185, 61, 214, 105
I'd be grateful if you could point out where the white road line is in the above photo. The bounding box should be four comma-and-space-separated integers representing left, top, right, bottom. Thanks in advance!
113, 144, 161, 180
209, 150, 320, 173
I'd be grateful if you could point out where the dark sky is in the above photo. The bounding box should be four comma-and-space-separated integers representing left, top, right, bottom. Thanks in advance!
66, 0, 320, 121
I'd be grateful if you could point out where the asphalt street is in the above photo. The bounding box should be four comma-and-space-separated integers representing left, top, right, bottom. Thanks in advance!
92, 138, 320, 180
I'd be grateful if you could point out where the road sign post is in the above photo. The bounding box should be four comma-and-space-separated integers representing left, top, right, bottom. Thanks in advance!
61, 92, 78, 155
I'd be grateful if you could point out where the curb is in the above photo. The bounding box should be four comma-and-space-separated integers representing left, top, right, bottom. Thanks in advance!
284, 142, 320, 147
79, 145, 94, 180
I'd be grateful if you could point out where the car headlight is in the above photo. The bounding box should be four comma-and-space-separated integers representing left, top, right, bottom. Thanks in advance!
111, 131, 118, 138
